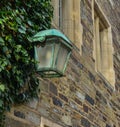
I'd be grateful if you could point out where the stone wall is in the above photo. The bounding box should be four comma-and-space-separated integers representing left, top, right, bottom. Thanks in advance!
5, 0, 120, 127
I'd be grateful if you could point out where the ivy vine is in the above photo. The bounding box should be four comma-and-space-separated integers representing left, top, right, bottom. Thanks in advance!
0, 0, 53, 126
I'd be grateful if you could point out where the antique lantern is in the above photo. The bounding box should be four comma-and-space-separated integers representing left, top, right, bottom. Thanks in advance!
32, 29, 73, 78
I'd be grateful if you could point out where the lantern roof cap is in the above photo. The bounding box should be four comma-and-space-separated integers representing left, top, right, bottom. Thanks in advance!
32, 29, 72, 46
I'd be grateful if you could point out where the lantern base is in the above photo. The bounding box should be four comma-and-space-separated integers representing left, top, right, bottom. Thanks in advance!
36, 69, 63, 78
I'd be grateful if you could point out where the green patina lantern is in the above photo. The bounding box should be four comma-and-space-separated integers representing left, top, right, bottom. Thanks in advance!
32, 29, 73, 78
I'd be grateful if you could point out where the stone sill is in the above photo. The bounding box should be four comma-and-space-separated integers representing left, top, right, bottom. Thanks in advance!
97, 72, 115, 92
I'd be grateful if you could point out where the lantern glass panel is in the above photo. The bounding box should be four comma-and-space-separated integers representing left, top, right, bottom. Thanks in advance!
56, 44, 70, 72
53, 42, 60, 66
36, 44, 53, 69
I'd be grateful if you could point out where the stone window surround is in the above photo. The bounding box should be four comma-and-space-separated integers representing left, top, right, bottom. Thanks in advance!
93, 0, 115, 87
40, 117, 62, 127
51, 0, 83, 53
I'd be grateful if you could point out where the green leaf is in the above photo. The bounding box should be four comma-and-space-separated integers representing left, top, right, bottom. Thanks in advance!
18, 28, 26, 34
15, 54, 20, 61
16, 17, 22, 24
0, 84, 5, 92
0, 100, 3, 107
0, 19, 3, 24
0, 37, 5, 45
27, 20, 33, 26
18, 25, 26, 34
3, 46, 8, 53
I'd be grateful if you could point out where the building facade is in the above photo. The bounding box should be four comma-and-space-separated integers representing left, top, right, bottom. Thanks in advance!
5, 0, 120, 127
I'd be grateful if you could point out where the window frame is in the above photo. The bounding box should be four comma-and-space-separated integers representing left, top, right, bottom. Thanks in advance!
93, 0, 115, 87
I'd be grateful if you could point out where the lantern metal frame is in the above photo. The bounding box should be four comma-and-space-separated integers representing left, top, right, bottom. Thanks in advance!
32, 29, 73, 78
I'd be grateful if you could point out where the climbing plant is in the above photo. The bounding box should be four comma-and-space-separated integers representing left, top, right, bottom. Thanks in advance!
0, 0, 53, 126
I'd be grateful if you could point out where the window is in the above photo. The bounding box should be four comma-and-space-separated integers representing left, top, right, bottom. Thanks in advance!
51, 0, 63, 30
93, 0, 115, 86
40, 117, 62, 127
58, 0, 62, 29
52, 0, 83, 52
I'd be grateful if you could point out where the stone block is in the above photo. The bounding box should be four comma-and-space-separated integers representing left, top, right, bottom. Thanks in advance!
88, 71, 95, 82
37, 106, 49, 117
75, 98, 82, 106
85, 94, 94, 105
76, 91, 85, 102
106, 124, 111, 127
49, 82, 57, 95
52, 97, 63, 107
26, 98, 38, 109
14, 110, 25, 119
5, 117, 33, 127
83, 104, 89, 113
39, 81, 49, 92
25, 112, 40, 126
81, 117, 91, 127
61, 114, 72, 126
59, 93, 68, 102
